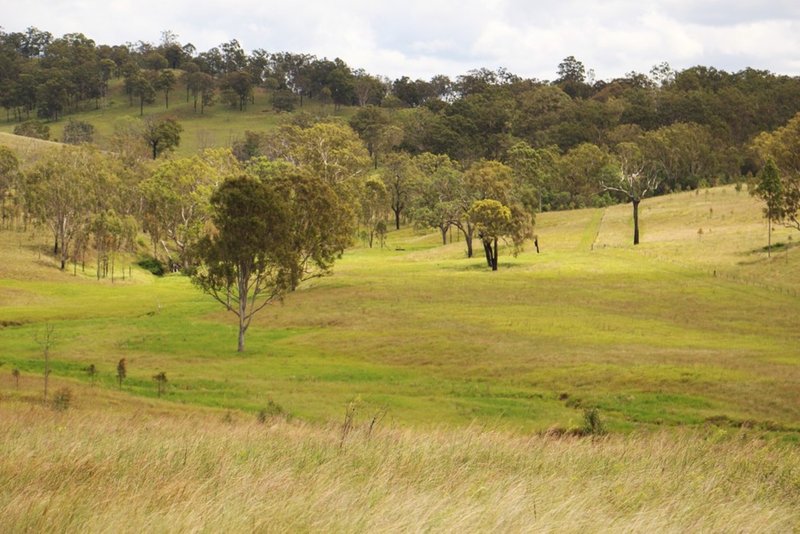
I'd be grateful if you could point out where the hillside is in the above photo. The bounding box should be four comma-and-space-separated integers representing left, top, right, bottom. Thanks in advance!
0, 81, 353, 156
3, 27, 800, 534
3, 178, 800, 531
1, 181, 798, 433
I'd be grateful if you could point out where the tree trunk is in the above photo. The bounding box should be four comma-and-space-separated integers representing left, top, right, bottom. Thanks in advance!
440, 226, 448, 245
59, 224, 67, 270
238, 324, 246, 353
632, 198, 640, 245
767, 213, 772, 258
394, 208, 401, 230
482, 239, 493, 268
43, 347, 49, 401
237, 269, 248, 352
492, 238, 498, 271
455, 222, 474, 257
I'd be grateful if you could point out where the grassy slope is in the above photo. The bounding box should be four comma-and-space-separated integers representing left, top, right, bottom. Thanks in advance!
0, 79, 354, 156
1, 171, 798, 434
1, 134, 799, 529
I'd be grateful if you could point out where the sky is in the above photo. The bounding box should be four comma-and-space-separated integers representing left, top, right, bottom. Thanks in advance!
2, 0, 800, 82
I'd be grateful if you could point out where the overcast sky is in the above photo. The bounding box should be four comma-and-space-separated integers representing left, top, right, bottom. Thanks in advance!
2, 0, 799, 81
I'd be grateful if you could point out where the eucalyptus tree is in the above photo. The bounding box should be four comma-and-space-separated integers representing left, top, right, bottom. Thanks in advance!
247, 159, 354, 290
454, 160, 517, 258
191, 164, 347, 351
359, 177, 389, 248
752, 112, 800, 233
221, 70, 253, 110
24, 147, 100, 270
468, 199, 532, 270
193, 175, 290, 352
506, 141, 560, 212
130, 72, 155, 115
0, 146, 19, 228
380, 152, 420, 230
155, 69, 176, 109
639, 122, 718, 192
139, 149, 238, 269
751, 159, 783, 256
410, 154, 464, 245
349, 105, 390, 166
602, 142, 662, 245
265, 121, 371, 191
142, 116, 182, 159
187, 71, 215, 113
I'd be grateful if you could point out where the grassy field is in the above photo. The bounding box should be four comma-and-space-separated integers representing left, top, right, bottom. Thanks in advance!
0, 80, 354, 156
1, 179, 798, 434
2, 162, 800, 529
1, 396, 798, 532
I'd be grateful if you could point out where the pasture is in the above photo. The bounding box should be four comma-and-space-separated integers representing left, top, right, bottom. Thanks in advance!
1, 183, 798, 434
0, 81, 351, 156
2, 178, 800, 531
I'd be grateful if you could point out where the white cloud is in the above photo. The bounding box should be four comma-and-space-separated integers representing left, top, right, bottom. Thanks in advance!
2, 0, 799, 80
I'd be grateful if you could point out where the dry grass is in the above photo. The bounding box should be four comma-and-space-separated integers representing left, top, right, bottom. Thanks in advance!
0, 132, 65, 168
595, 185, 800, 293
0, 392, 798, 533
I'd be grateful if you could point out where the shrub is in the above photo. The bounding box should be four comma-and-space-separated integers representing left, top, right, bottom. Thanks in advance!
116, 358, 126, 388
137, 257, 165, 276
257, 399, 288, 423
581, 408, 606, 436
52, 387, 72, 411
13, 120, 50, 140
272, 90, 298, 112
153, 371, 168, 397
62, 119, 95, 144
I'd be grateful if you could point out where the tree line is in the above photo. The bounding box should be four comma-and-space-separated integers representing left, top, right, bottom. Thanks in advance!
3, 27, 800, 193
0, 28, 800, 172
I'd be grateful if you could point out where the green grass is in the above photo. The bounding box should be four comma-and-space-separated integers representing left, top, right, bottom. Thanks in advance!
0, 79, 356, 156
1, 183, 798, 435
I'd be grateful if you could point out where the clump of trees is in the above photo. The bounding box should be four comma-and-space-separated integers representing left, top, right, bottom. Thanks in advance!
62, 119, 94, 144
751, 112, 800, 236
13, 120, 50, 140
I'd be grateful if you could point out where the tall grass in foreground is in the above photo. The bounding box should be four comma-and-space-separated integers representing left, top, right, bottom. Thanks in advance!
1, 401, 798, 532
